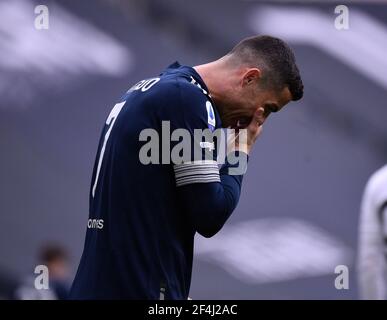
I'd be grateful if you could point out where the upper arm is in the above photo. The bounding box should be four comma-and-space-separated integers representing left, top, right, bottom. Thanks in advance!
168, 81, 221, 188
165, 81, 245, 237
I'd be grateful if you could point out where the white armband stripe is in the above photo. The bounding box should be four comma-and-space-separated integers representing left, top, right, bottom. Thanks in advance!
173, 160, 220, 187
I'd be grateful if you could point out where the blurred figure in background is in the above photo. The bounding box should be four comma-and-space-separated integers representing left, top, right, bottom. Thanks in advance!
15, 244, 70, 300
0, 269, 18, 300
358, 165, 387, 300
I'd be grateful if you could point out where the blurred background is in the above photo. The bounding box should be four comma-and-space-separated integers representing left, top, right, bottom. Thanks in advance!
0, 0, 386, 299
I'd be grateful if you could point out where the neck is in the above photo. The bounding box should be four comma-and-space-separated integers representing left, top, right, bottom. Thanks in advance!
193, 58, 229, 106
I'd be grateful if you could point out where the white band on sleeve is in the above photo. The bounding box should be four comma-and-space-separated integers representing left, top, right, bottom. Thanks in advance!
173, 160, 220, 187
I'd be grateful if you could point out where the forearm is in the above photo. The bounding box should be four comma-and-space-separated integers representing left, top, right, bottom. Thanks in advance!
178, 152, 248, 238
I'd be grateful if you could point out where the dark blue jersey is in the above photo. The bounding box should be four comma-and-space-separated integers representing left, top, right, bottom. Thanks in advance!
70, 62, 247, 300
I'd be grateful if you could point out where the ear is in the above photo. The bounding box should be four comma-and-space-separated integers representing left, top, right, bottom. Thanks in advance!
242, 68, 261, 87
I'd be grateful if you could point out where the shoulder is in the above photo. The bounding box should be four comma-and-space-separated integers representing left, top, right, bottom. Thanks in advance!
154, 75, 209, 104
130, 76, 206, 103
123, 74, 218, 130
157, 76, 213, 125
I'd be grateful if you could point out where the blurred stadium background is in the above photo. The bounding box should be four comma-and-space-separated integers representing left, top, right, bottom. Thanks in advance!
0, 0, 386, 299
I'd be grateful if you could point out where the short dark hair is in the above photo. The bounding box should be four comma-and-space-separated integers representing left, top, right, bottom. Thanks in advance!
229, 35, 304, 101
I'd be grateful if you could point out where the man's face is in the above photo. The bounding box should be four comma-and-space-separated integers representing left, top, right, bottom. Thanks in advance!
218, 69, 292, 129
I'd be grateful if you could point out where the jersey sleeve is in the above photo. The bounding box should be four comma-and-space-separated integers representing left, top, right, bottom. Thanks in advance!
169, 80, 221, 187
168, 80, 248, 238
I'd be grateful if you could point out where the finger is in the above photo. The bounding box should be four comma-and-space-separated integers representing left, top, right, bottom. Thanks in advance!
226, 128, 238, 146
248, 107, 265, 130
256, 125, 263, 136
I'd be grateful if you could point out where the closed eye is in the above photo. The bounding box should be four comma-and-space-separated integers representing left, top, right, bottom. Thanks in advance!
263, 104, 279, 118
267, 103, 279, 113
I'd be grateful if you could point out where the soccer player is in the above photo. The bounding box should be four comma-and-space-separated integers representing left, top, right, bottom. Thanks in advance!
70, 36, 304, 299
358, 164, 387, 299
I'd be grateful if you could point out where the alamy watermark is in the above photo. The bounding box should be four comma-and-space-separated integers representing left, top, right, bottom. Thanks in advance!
34, 264, 49, 290
334, 5, 349, 30
34, 5, 49, 30
138, 122, 249, 175
334, 265, 349, 290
